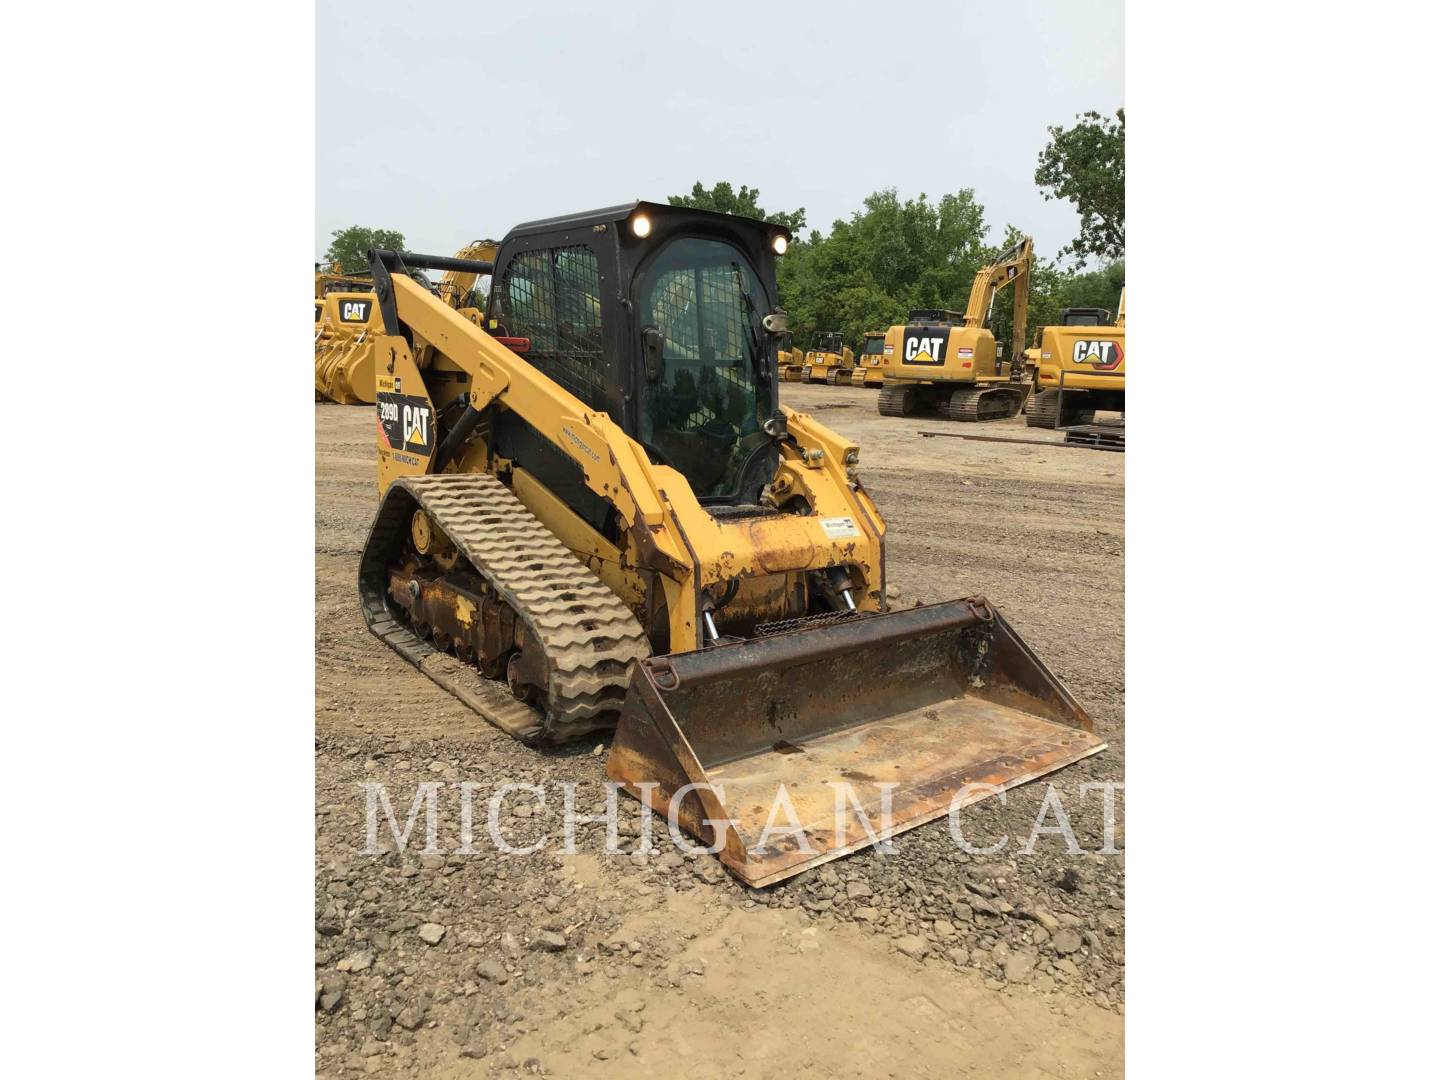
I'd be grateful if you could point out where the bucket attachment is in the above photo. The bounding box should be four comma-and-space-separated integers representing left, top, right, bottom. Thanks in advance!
606, 598, 1104, 888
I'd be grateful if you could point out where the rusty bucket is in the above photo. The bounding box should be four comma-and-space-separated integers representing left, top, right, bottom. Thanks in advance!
605, 598, 1104, 887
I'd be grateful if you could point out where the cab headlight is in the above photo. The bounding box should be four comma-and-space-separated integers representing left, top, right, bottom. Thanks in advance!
631, 214, 652, 238
772, 235, 788, 255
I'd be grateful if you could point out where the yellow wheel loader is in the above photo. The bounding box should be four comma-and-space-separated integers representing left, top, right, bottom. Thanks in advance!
1026, 287, 1125, 429
876, 237, 1034, 421
849, 331, 888, 387
802, 332, 854, 385
357, 202, 1102, 886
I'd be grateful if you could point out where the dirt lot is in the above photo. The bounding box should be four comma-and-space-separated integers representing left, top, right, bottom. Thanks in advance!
316, 382, 1125, 1077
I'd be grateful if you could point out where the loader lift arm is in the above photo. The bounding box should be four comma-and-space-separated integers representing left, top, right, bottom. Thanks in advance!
369, 248, 670, 532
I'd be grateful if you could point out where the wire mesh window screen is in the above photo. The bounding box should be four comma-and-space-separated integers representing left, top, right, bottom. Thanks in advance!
497, 246, 606, 407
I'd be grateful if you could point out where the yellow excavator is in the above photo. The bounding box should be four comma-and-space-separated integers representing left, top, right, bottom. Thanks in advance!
850, 331, 888, 387
803, 332, 855, 385
1026, 287, 1126, 429
432, 240, 499, 324
357, 202, 1102, 886
876, 236, 1034, 420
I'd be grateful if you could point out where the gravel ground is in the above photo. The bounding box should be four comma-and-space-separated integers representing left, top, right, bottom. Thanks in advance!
315, 384, 1125, 1076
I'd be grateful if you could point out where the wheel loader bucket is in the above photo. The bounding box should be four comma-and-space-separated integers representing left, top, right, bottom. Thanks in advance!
606, 598, 1104, 888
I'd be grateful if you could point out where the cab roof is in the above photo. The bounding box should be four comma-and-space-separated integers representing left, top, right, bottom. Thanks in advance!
503, 200, 791, 243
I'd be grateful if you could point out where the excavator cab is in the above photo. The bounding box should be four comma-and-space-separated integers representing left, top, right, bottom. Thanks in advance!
1060, 307, 1112, 326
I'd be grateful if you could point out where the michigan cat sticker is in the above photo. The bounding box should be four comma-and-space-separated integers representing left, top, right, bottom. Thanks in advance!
377, 393, 435, 455
901, 327, 948, 365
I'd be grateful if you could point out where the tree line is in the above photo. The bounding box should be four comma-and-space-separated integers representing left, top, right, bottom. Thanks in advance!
671, 110, 1124, 350
322, 109, 1124, 352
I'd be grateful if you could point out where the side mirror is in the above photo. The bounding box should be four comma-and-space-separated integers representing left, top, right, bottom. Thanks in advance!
641, 326, 665, 382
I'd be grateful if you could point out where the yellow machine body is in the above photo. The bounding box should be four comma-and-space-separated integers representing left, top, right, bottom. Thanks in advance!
356, 203, 1101, 886
1024, 288, 1126, 428
803, 333, 854, 385
876, 237, 1034, 421
850, 332, 888, 386
315, 288, 382, 405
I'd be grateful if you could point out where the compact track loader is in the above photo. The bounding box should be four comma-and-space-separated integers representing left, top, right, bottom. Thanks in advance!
1026, 288, 1126, 429
877, 237, 1034, 421
357, 202, 1102, 886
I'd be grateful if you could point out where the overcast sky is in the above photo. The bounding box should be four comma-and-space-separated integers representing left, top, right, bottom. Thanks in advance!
317, 0, 1122, 265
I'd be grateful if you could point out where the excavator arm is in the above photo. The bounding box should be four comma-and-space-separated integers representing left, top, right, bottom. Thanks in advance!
960, 236, 1033, 367
434, 240, 499, 310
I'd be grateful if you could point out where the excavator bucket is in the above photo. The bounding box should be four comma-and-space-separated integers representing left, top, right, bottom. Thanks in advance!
606, 598, 1104, 888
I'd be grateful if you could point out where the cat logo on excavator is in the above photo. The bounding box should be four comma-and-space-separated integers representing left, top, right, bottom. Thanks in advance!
1072, 339, 1124, 370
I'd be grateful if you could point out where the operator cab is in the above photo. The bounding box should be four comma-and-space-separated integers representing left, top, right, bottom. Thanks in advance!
1059, 307, 1112, 327
905, 308, 963, 327
814, 331, 844, 353
483, 201, 791, 524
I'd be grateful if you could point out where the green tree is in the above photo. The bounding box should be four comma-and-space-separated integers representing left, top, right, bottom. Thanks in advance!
777, 188, 994, 349
1034, 109, 1125, 265
324, 225, 406, 274
668, 182, 806, 234
1022, 258, 1126, 345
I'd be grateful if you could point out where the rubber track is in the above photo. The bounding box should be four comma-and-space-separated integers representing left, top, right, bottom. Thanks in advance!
358, 473, 651, 745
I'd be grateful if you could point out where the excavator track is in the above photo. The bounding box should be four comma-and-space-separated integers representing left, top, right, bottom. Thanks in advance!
945, 386, 1023, 422
877, 384, 916, 417
1025, 389, 1094, 429
358, 473, 651, 745
1026, 389, 1059, 428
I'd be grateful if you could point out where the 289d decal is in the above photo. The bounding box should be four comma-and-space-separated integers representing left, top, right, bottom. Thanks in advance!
377, 393, 435, 455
